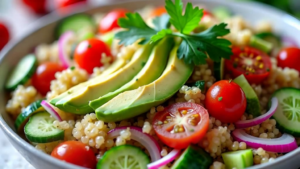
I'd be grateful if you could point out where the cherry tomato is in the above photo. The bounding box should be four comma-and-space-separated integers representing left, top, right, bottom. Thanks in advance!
150, 6, 167, 17
56, 0, 87, 8
51, 141, 96, 168
203, 10, 212, 18
277, 47, 300, 73
153, 102, 209, 149
0, 22, 9, 51
225, 46, 272, 84
22, 0, 47, 14
205, 80, 247, 123
32, 62, 64, 95
98, 9, 128, 34
74, 38, 112, 74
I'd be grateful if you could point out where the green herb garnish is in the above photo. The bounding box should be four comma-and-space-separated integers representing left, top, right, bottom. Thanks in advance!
115, 0, 232, 66
218, 97, 223, 101
194, 80, 205, 91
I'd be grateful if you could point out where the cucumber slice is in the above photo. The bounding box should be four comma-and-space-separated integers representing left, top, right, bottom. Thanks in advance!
222, 149, 253, 169
255, 32, 281, 50
99, 32, 114, 47
55, 14, 95, 39
249, 36, 273, 53
212, 7, 231, 21
97, 145, 150, 169
270, 87, 300, 136
24, 112, 64, 143
171, 145, 212, 169
214, 58, 224, 81
15, 100, 44, 133
234, 75, 261, 117
5, 54, 37, 90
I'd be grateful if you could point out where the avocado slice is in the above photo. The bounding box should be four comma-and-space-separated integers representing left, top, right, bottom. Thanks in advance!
50, 49, 134, 106
90, 38, 174, 109
95, 45, 194, 122
53, 43, 154, 114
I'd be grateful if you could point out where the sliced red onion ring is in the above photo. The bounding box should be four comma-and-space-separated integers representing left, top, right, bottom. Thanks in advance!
232, 129, 297, 153
58, 31, 75, 68
282, 36, 298, 47
147, 149, 181, 169
235, 97, 278, 129
108, 126, 161, 162
41, 100, 62, 121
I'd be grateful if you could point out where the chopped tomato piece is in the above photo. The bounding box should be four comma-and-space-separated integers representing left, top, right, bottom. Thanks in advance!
98, 9, 128, 34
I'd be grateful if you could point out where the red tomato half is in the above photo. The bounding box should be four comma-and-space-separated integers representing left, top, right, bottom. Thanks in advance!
32, 62, 64, 95
0, 22, 10, 51
22, 0, 47, 14
225, 46, 272, 84
153, 102, 209, 149
51, 141, 96, 169
277, 47, 300, 73
74, 38, 112, 74
56, 0, 86, 8
98, 9, 127, 34
205, 80, 247, 123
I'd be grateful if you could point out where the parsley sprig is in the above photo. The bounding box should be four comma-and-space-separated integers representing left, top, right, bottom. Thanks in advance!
115, 0, 232, 65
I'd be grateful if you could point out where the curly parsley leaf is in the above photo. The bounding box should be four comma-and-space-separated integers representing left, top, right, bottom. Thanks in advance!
165, 0, 203, 34
152, 14, 171, 31
115, 13, 157, 45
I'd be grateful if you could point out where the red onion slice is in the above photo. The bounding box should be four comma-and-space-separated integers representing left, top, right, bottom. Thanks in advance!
232, 129, 297, 153
147, 149, 181, 169
235, 97, 278, 129
58, 31, 75, 68
41, 100, 62, 121
108, 126, 161, 162
282, 36, 299, 47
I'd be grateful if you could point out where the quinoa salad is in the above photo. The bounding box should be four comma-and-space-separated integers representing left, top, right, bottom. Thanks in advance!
5, 0, 300, 169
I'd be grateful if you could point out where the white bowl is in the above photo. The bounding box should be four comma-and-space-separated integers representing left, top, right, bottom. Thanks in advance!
0, 0, 300, 168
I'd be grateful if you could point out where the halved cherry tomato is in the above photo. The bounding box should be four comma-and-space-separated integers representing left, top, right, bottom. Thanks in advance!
205, 80, 247, 123
225, 46, 272, 84
0, 22, 9, 51
150, 6, 167, 18
152, 102, 209, 149
277, 47, 300, 73
22, 0, 47, 14
32, 62, 64, 95
203, 10, 212, 18
74, 38, 112, 74
51, 141, 96, 169
98, 9, 128, 34
56, 0, 86, 9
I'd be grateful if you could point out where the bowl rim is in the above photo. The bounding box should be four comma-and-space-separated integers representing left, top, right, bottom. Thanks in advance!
1, 0, 300, 168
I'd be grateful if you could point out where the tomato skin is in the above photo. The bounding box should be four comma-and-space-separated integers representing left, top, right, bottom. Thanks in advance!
0, 23, 9, 51
225, 46, 272, 84
98, 9, 127, 34
22, 0, 47, 14
56, 0, 87, 8
277, 47, 300, 73
150, 6, 167, 17
205, 80, 247, 123
32, 62, 64, 96
74, 38, 112, 74
153, 102, 209, 149
51, 141, 96, 168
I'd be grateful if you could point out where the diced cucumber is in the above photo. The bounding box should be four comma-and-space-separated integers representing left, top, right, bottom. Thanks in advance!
15, 100, 44, 133
24, 112, 64, 143
255, 32, 281, 50
55, 14, 95, 39
171, 145, 212, 169
97, 145, 150, 169
249, 36, 273, 53
270, 87, 300, 136
5, 54, 37, 90
99, 31, 114, 47
212, 7, 231, 21
222, 149, 253, 169
193, 80, 205, 91
234, 75, 261, 117
214, 58, 224, 81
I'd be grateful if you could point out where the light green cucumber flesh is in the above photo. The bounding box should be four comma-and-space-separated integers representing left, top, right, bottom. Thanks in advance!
249, 36, 273, 53
15, 100, 44, 133
214, 59, 224, 81
233, 75, 261, 117
24, 112, 64, 143
5, 54, 37, 90
171, 145, 212, 169
97, 145, 150, 169
222, 149, 253, 169
270, 87, 300, 136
